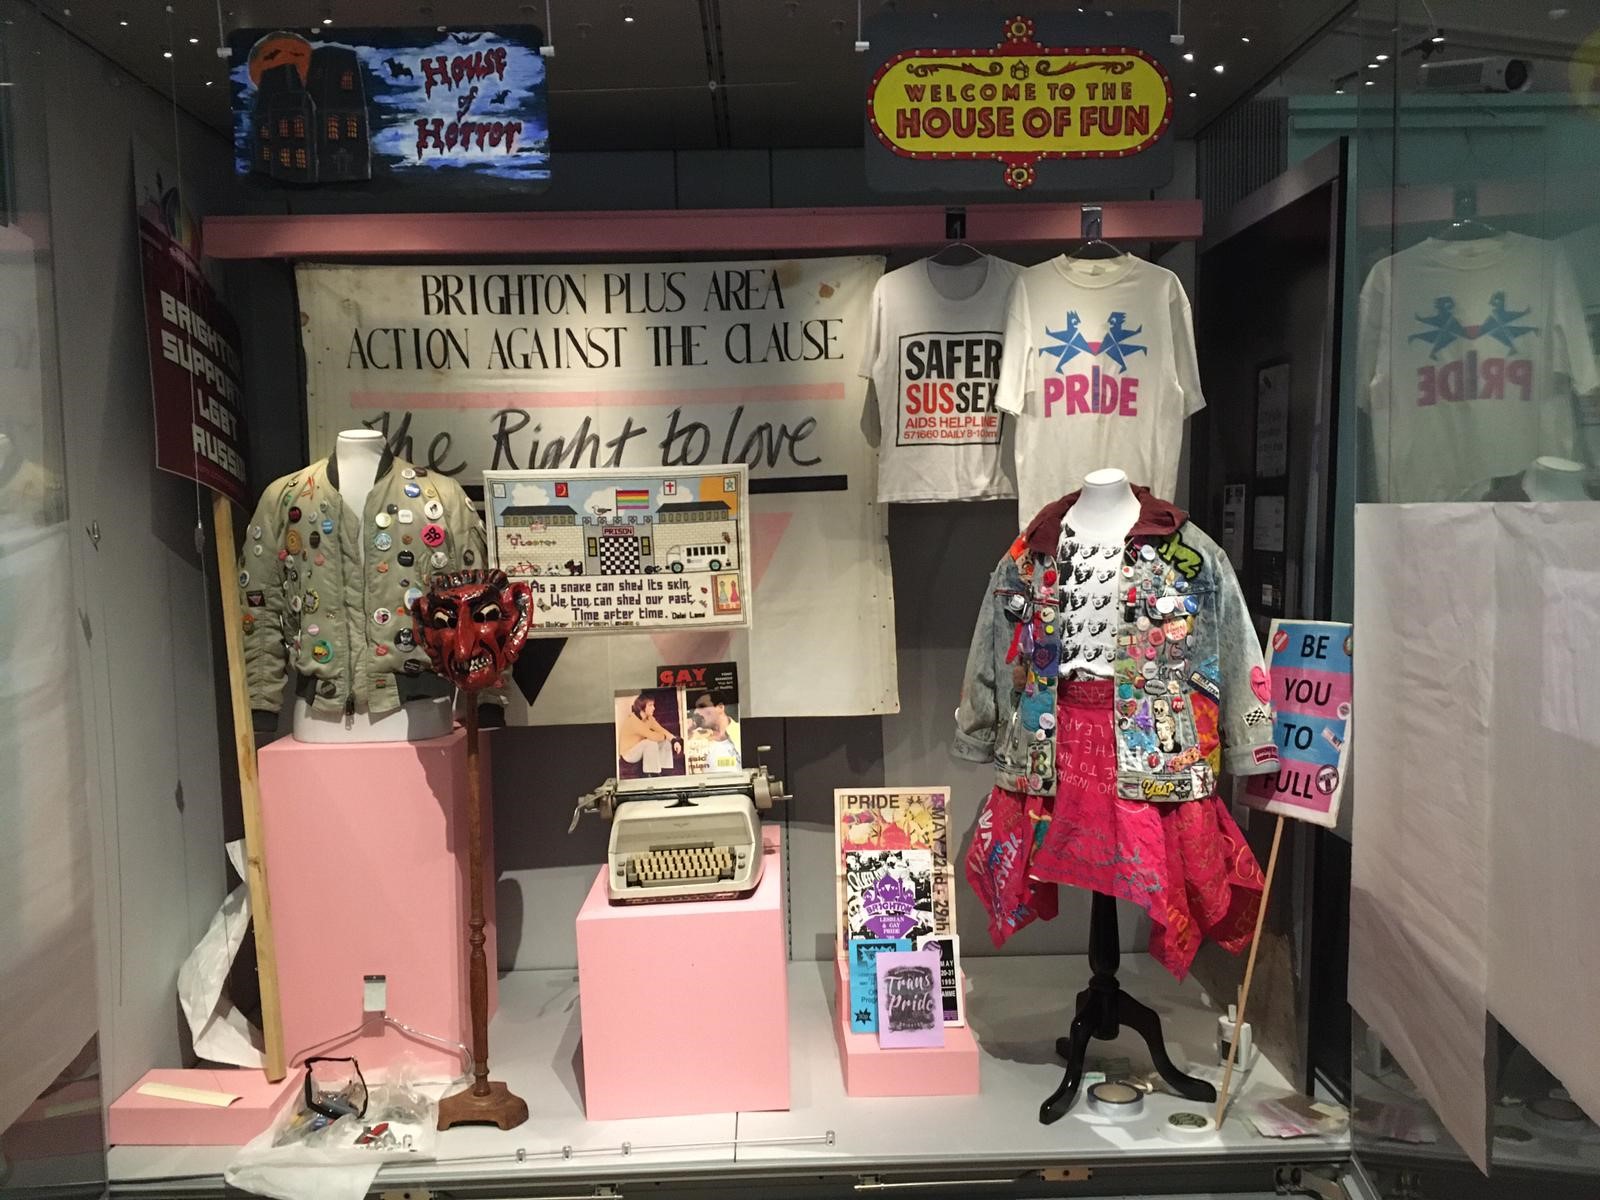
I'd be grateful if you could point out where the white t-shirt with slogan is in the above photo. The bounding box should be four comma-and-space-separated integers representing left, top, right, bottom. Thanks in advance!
996, 254, 1204, 524
859, 255, 1022, 503
1357, 233, 1599, 501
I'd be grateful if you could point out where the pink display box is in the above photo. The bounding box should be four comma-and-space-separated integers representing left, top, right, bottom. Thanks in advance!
108, 1069, 302, 1146
576, 825, 788, 1120
258, 729, 495, 1076
832, 958, 980, 1097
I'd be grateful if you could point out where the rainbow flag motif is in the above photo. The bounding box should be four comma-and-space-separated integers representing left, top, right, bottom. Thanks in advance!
616, 488, 651, 511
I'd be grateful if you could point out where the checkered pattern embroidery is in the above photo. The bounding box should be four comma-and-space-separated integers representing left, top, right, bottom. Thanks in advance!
598, 534, 641, 575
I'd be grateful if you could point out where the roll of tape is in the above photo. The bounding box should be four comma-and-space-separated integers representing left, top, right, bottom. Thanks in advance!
1086, 1081, 1145, 1121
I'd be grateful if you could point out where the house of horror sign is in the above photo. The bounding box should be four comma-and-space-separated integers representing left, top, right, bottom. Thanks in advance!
863, 11, 1175, 193
297, 257, 897, 726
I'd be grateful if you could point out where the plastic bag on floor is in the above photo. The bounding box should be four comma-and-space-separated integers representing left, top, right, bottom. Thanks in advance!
223, 1068, 437, 1200
177, 840, 263, 1067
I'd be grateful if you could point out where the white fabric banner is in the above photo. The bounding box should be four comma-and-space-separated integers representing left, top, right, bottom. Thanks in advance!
1486, 505, 1600, 1145
1352, 503, 1491, 1170
1354, 502, 1600, 1170
298, 258, 896, 724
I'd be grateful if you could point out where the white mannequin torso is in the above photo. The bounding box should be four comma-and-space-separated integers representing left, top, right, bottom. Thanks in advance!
1065, 467, 1140, 542
291, 430, 454, 744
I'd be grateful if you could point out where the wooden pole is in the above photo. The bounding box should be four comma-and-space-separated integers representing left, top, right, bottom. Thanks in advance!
212, 493, 286, 1081
1213, 813, 1285, 1126
463, 703, 490, 1096
436, 700, 528, 1130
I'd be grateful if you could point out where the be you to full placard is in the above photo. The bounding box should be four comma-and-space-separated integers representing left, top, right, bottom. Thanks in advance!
1242, 619, 1353, 829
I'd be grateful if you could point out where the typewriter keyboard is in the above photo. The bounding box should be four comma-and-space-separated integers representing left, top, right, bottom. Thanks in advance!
624, 844, 742, 888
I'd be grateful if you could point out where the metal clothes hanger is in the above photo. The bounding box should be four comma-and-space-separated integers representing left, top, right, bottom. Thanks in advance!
929, 240, 985, 266
1067, 205, 1125, 261
1436, 183, 1499, 241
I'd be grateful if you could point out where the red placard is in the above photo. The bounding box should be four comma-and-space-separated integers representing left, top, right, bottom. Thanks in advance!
136, 215, 249, 507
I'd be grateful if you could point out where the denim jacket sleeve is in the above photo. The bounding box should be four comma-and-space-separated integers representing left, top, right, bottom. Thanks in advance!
1194, 525, 1279, 776
953, 556, 1007, 763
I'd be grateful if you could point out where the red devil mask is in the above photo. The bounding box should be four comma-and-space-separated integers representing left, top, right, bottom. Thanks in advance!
410, 569, 533, 692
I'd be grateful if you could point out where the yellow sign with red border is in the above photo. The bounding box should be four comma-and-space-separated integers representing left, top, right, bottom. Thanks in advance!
867, 16, 1174, 190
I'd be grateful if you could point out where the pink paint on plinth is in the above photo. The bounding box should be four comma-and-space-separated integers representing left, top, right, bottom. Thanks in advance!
576, 825, 788, 1120
258, 729, 495, 1077
108, 1069, 301, 1146
832, 958, 980, 1097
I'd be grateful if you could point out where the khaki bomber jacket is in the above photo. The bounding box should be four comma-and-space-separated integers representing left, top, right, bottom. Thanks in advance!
238, 450, 488, 716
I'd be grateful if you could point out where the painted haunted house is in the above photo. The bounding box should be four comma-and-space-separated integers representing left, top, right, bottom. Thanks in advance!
251, 45, 371, 183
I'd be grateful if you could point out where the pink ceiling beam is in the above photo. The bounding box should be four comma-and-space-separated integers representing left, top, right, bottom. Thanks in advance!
202, 200, 1202, 260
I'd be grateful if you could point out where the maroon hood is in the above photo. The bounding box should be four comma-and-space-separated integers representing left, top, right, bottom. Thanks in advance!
1023, 485, 1187, 553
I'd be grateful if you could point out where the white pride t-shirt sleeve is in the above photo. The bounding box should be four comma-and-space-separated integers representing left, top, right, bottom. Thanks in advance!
996, 279, 1033, 416
1169, 276, 1206, 416
859, 281, 886, 383
1553, 249, 1600, 395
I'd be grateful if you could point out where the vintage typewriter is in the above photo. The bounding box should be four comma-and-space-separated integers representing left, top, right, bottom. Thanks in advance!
571, 765, 787, 904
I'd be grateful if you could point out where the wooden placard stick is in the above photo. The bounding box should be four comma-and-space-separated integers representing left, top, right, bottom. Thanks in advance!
1213, 813, 1285, 1125
213, 493, 286, 1081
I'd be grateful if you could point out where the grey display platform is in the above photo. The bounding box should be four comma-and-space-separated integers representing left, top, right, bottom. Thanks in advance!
107, 955, 1349, 1198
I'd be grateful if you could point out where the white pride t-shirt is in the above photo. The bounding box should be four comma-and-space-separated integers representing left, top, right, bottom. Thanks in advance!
1357, 233, 1599, 501
996, 255, 1204, 525
859, 255, 1022, 503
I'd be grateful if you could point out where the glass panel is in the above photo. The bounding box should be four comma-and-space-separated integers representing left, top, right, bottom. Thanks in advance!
0, 2, 105, 1194
1346, 1, 1600, 1195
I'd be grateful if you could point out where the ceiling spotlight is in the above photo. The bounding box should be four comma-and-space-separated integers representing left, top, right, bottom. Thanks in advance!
1187, 90, 1197, 98
1375, 52, 1389, 61
161, 47, 172, 58
322, 16, 333, 25
1240, 35, 1249, 43
1212, 62, 1224, 73
205, 79, 213, 85
1335, 87, 1344, 94
187, 35, 198, 42
622, 3, 635, 22
1368, 62, 1379, 69
1182, 51, 1194, 62
1365, 79, 1375, 85
1431, 32, 1446, 42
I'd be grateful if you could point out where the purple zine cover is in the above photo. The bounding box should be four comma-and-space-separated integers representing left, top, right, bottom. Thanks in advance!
875, 948, 945, 1049
843, 849, 934, 943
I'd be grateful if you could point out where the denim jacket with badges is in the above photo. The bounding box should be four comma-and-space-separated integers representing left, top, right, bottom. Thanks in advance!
239, 451, 489, 717
953, 487, 1279, 802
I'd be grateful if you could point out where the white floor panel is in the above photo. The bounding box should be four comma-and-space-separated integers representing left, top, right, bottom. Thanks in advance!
735, 954, 1339, 1167
108, 955, 1346, 1193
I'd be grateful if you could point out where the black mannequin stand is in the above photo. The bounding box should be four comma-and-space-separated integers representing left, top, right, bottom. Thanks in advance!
1038, 892, 1217, 1124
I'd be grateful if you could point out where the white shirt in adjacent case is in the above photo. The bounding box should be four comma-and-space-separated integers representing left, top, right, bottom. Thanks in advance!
859, 255, 1022, 503
996, 254, 1205, 524
1357, 232, 1599, 501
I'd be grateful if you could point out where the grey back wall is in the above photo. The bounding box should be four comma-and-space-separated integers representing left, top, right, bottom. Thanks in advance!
487, 496, 1142, 971
228, 144, 1195, 974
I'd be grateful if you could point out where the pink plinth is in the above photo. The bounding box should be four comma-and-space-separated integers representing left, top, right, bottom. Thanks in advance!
258, 729, 495, 1076
576, 825, 788, 1120
832, 958, 980, 1097
107, 1069, 302, 1146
